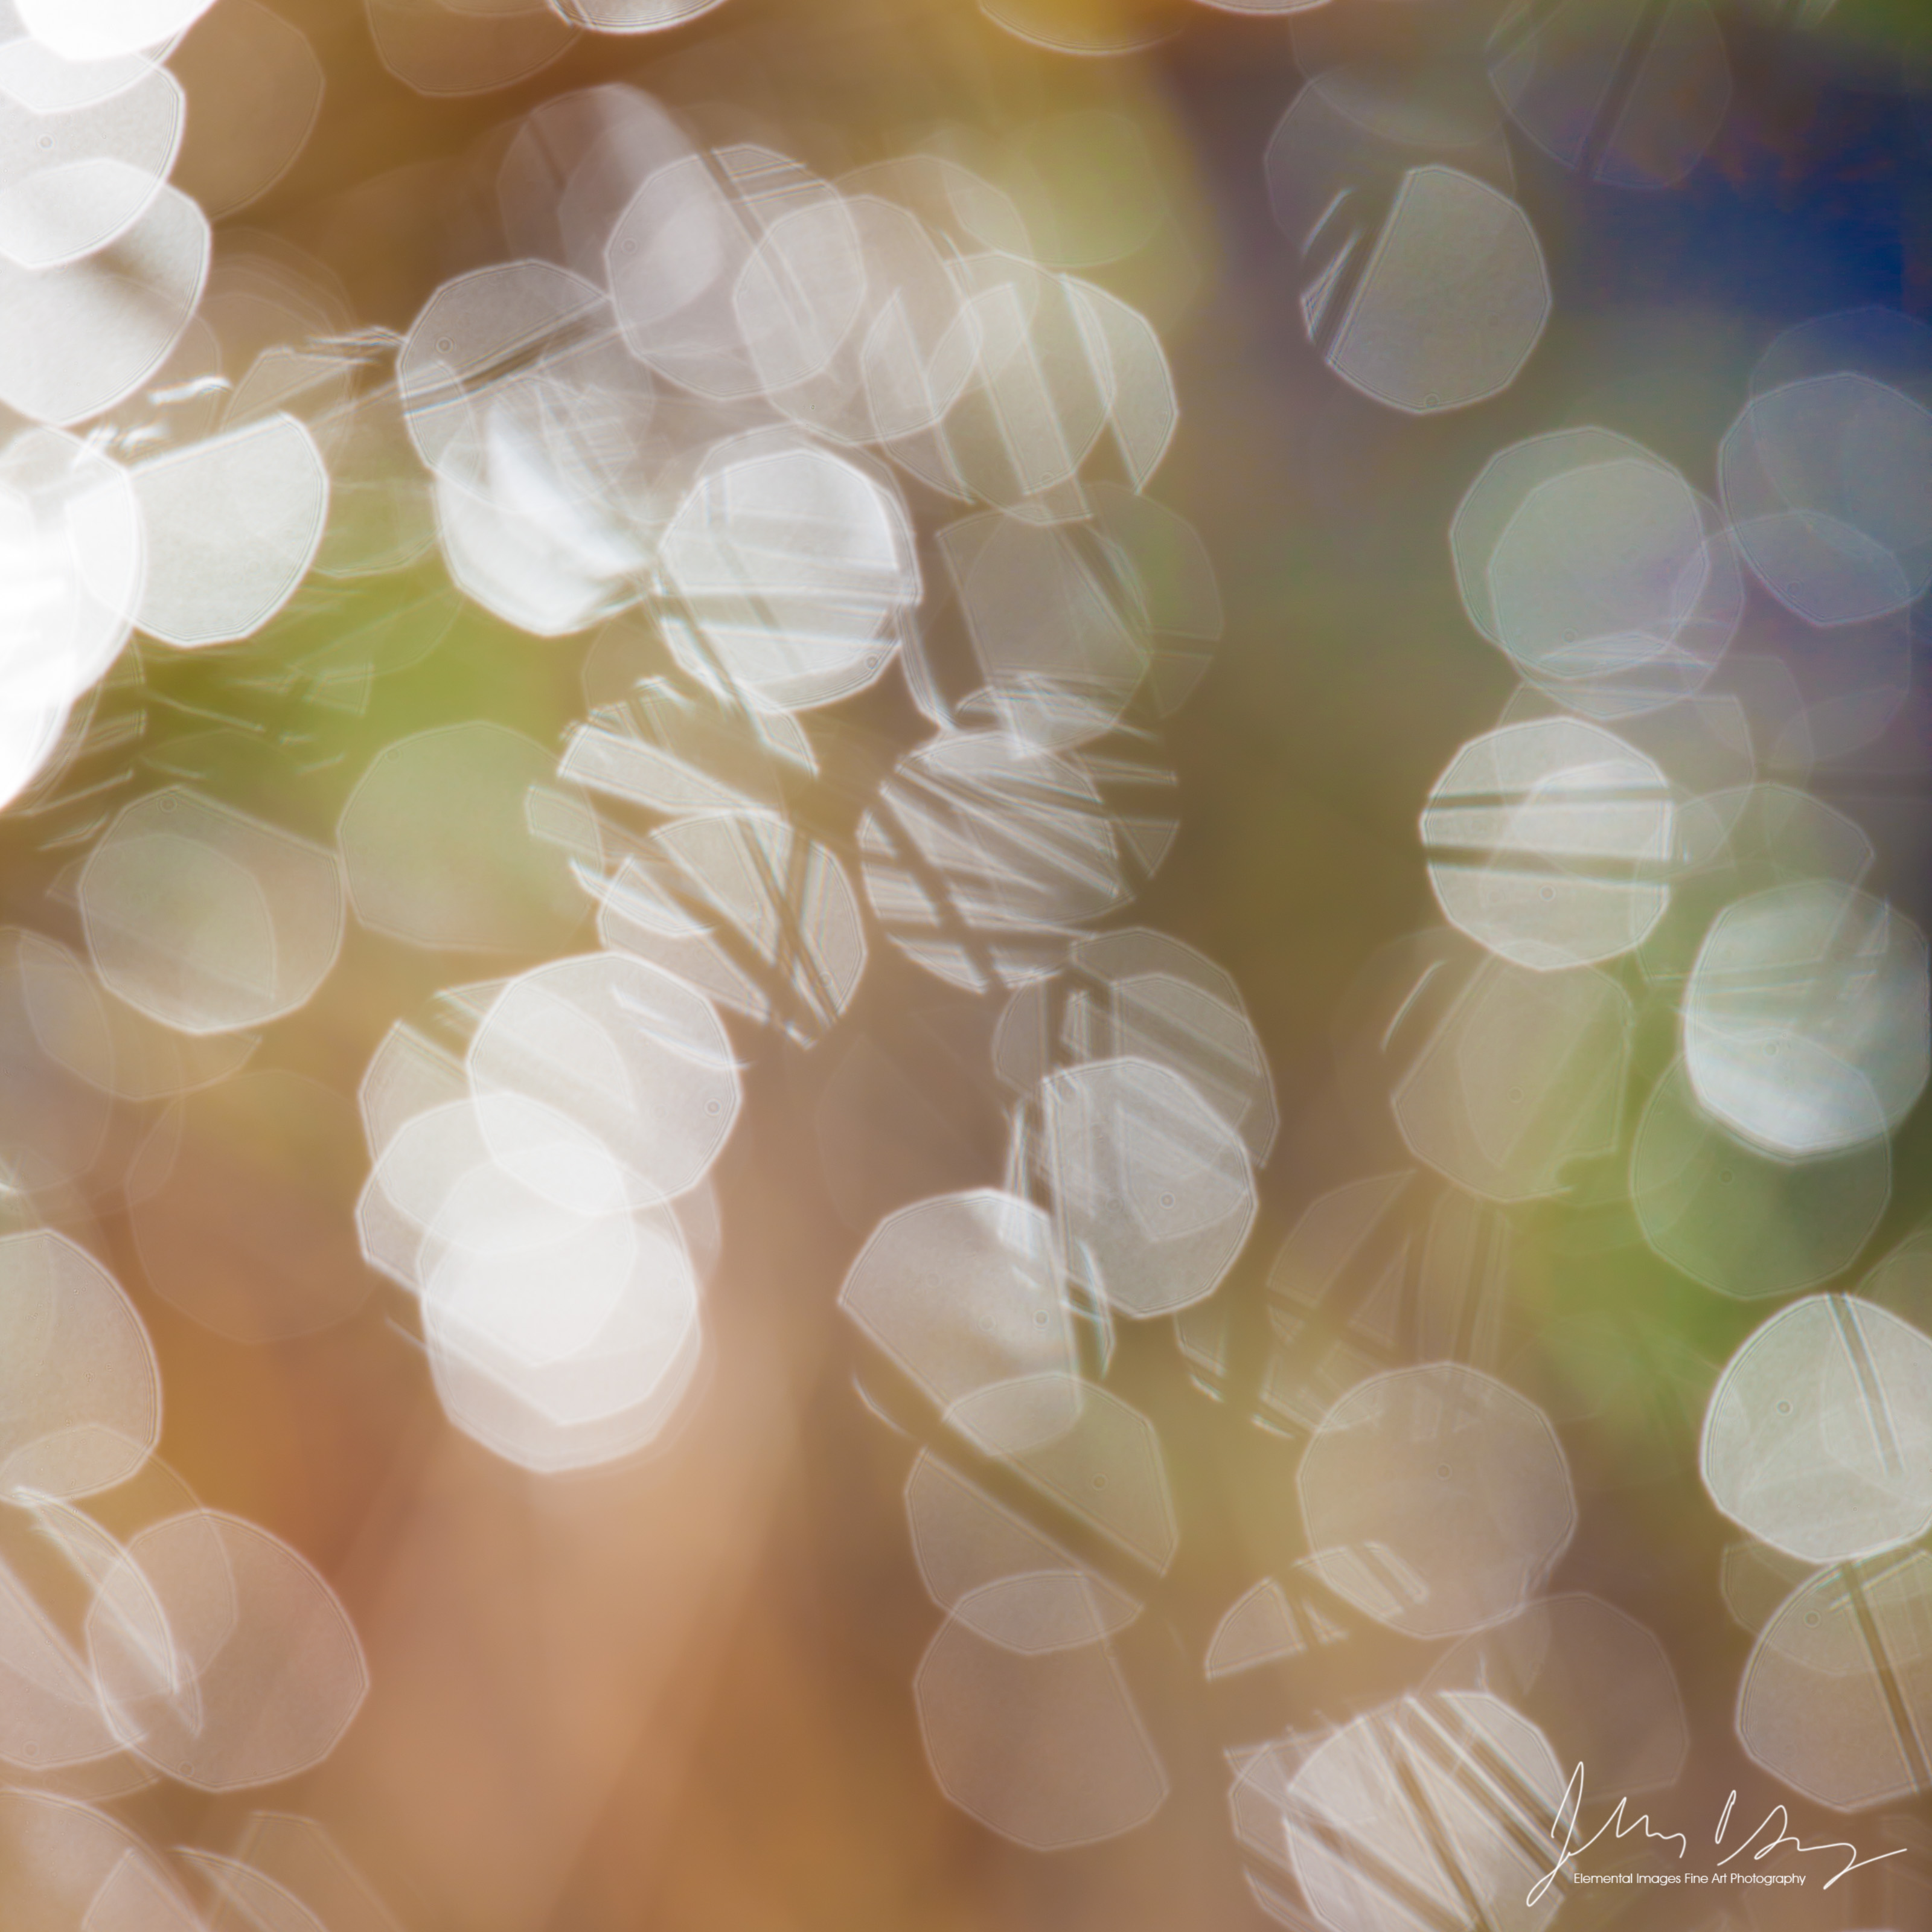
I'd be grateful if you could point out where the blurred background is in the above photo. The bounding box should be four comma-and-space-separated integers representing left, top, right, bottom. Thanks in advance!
1, 1, 1931, 1929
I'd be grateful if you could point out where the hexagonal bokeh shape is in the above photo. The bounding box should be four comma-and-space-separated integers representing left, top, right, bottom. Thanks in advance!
81, 788, 344, 1035
1702, 1294, 1932, 1564
1738, 1548, 1932, 1811
1300, 1364, 1576, 1638
1319, 167, 1549, 415
337, 721, 596, 953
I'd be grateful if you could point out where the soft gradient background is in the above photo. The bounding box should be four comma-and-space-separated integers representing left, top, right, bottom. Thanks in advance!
32, 3, 1932, 1929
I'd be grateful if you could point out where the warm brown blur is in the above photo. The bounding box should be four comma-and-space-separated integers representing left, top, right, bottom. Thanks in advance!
4, 4, 1931, 1932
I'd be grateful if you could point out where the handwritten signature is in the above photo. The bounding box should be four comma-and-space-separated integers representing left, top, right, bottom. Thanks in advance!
1525, 1763, 1904, 1907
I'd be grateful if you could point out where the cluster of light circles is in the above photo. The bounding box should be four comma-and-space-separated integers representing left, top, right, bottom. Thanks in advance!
0, 0, 1922, 1922
1246, 0, 1770, 423
1700, 1283, 1932, 1811
0, 1229, 367, 1892
0, 0, 1220, 1896
1209, 1338, 1605, 1914
365, 0, 738, 100
1720, 312, 1932, 631
1373, 312, 1932, 1908
1449, 429, 1746, 719
1171, 11, 1932, 1927
0, 0, 386, 830
0, 1791, 388, 1931
820, 552, 1250, 1849
843, 1188, 1177, 1847
1487, 0, 1732, 191
1223, 1343, 1695, 1930
1232, 1609, 1690, 1932
0, 7, 408, 1902
1290, 303, 1932, 1902
834, 936, 1276, 1843
1266, 65, 1551, 417
1278, 1690, 1570, 1932
788, 18, 1932, 1907
834, 923, 1298, 1855
324, 58, 1238, 1857
357, 951, 735, 1474
392, 80, 1180, 664
356, 55, 1216, 1486
1415, 319, 1932, 1307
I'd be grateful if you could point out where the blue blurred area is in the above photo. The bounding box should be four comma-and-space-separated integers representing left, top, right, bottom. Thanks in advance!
1535, 29, 1917, 326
